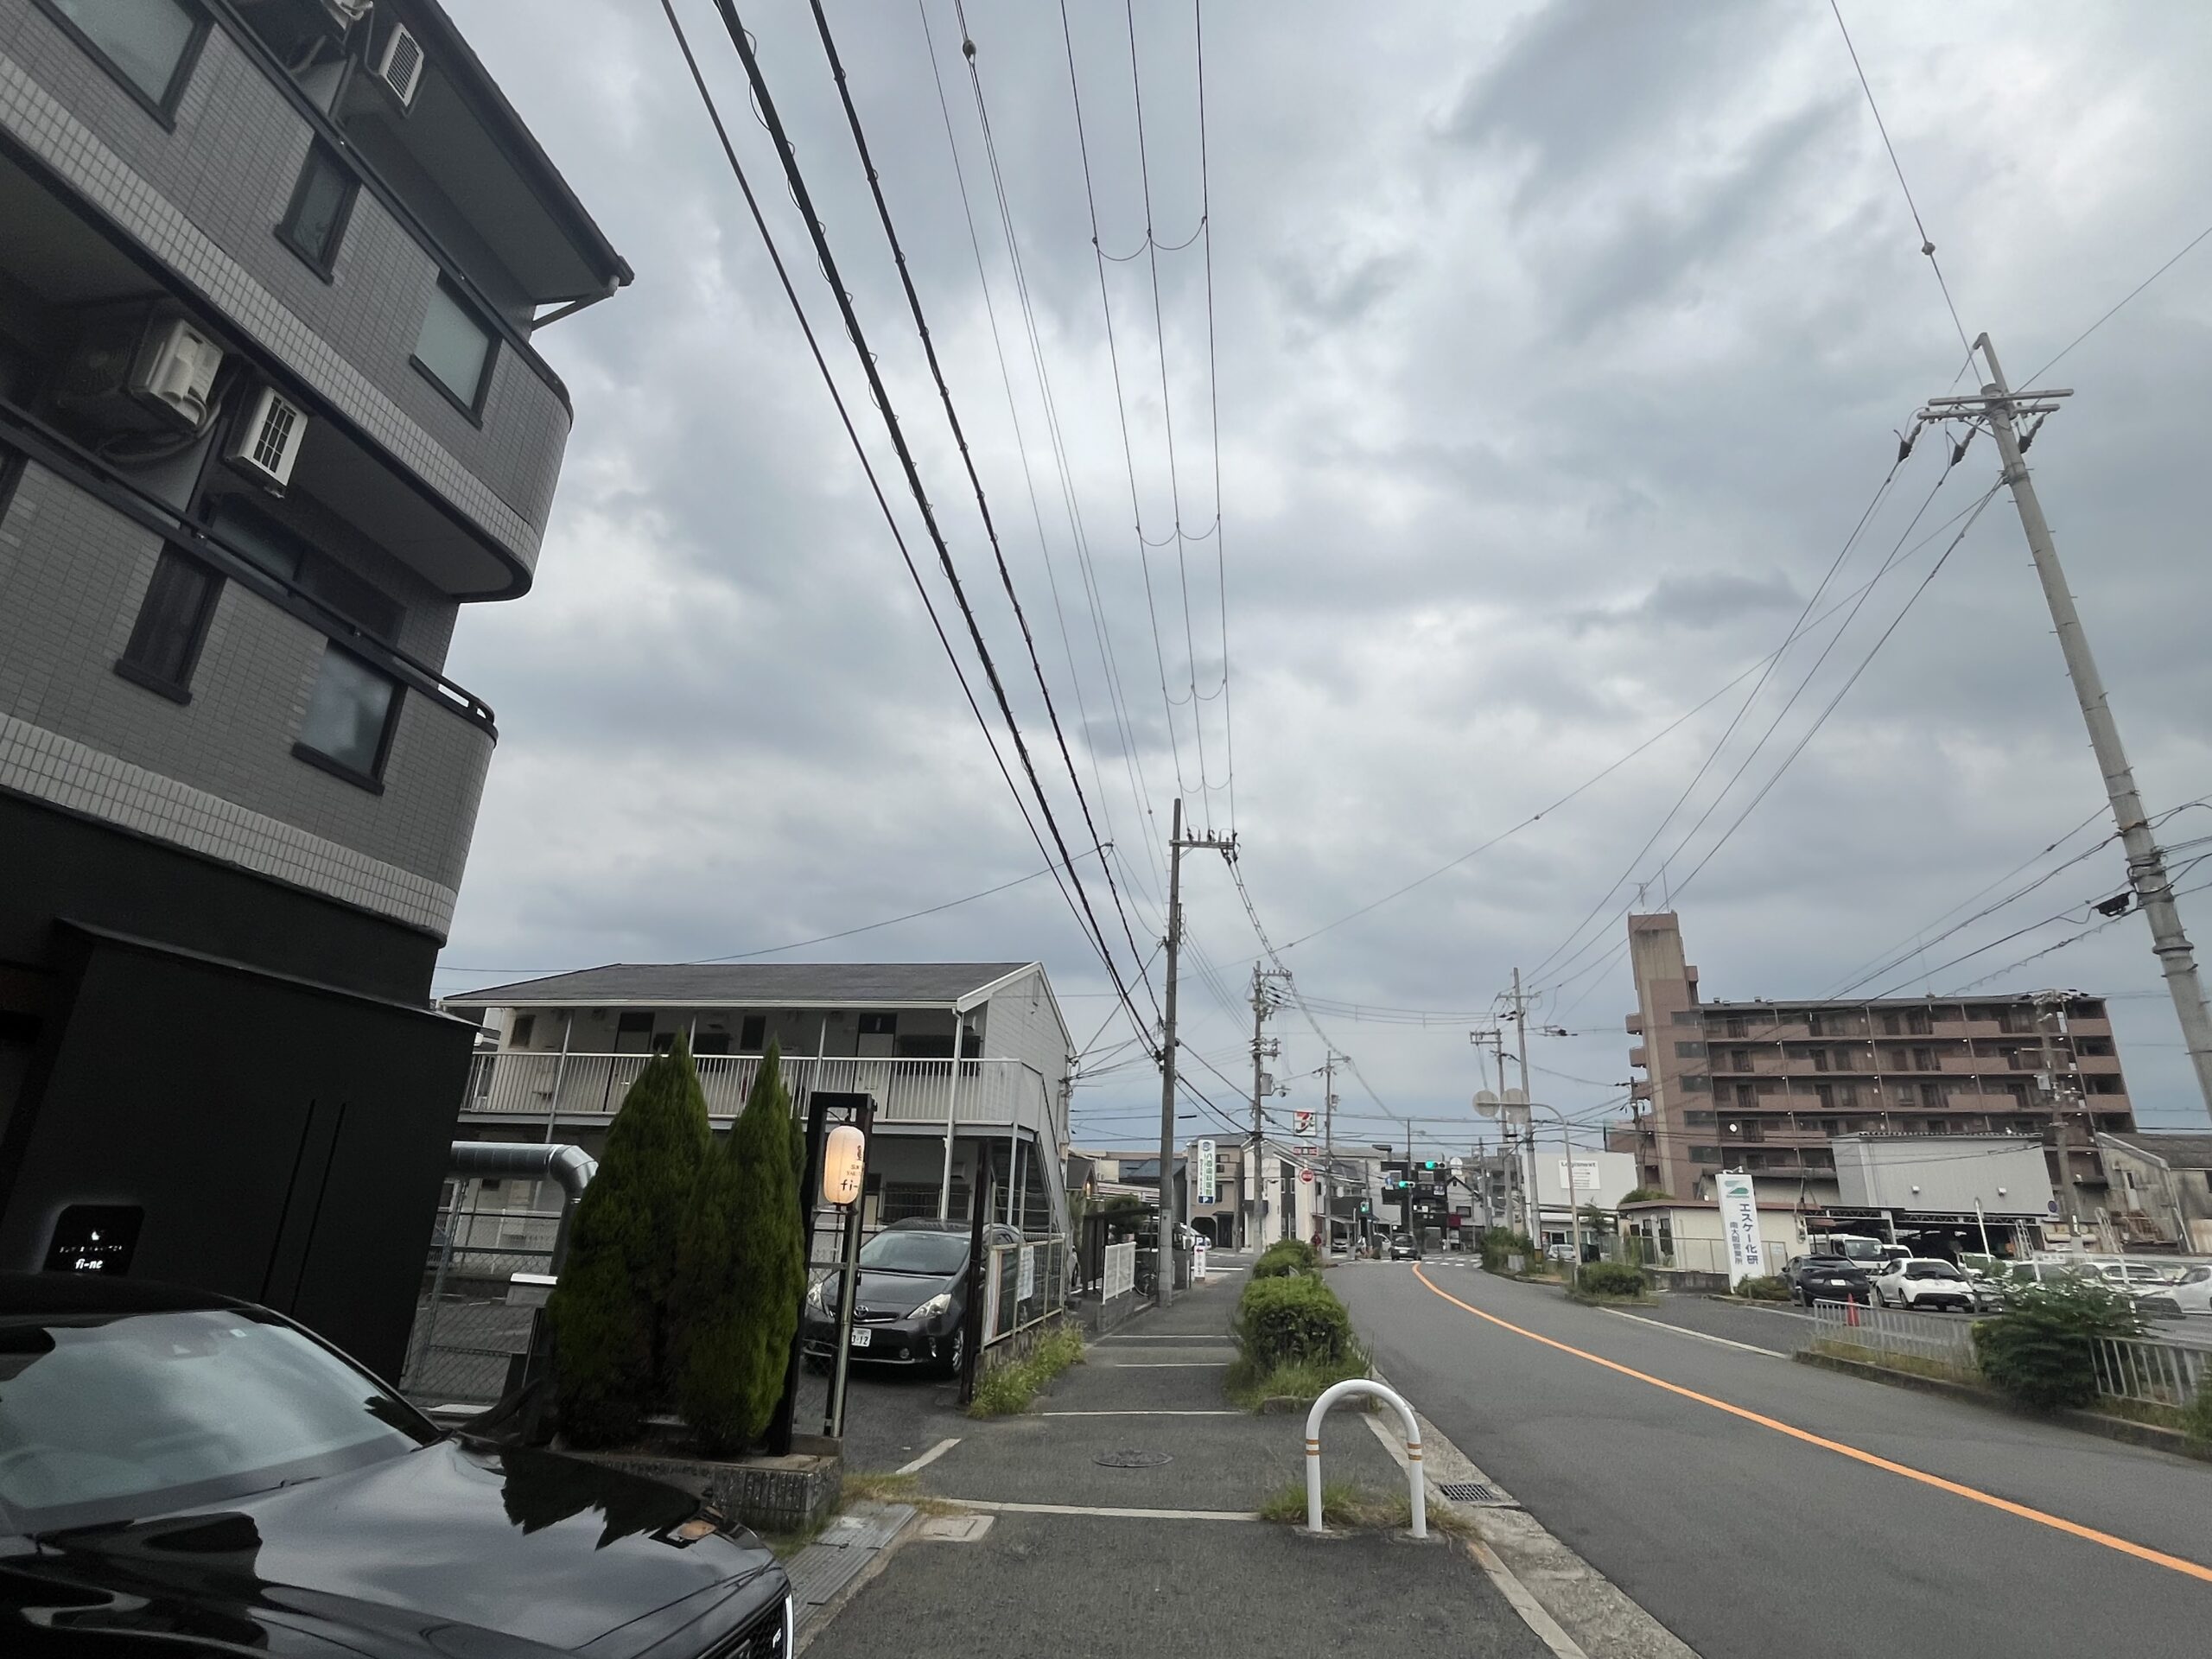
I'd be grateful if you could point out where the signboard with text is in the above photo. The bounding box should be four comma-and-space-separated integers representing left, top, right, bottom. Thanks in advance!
1195, 1139, 1217, 1205
1718, 1172, 1764, 1286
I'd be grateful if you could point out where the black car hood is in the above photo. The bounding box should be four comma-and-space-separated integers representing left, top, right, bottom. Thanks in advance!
16, 1440, 780, 1658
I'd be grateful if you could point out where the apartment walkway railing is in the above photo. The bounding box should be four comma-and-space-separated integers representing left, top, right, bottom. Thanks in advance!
461, 1050, 1053, 1133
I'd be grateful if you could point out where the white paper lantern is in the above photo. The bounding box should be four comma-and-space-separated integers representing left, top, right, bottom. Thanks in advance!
823, 1123, 867, 1206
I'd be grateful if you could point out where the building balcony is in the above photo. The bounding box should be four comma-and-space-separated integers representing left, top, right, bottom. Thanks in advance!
459, 1051, 1063, 1144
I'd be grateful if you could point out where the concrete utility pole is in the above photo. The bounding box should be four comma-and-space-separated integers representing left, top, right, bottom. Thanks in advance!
1919, 338, 2212, 1124
2034, 988, 2086, 1235
1321, 1052, 1339, 1257
1158, 799, 1236, 1306
1248, 964, 1288, 1250
1510, 969, 1541, 1236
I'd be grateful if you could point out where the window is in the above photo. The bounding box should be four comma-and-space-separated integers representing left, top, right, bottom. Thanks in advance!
37, 0, 207, 121
277, 143, 357, 276
412, 279, 495, 415
1834, 1048, 1855, 1071
1913, 1047, 1936, 1071
1674, 1040, 1706, 1058
509, 1014, 536, 1048
1682, 1110, 1715, 1127
740, 1014, 767, 1051
1809, 1050, 1828, 1073
1880, 1013, 1901, 1036
209, 499, 404, 644
116, 548, 220, 701
1688, 1146, 1721, 1166
693, 1031, 731, 1057
858, 1013, 898, 1036
1815, 1084, 1834, 1110
293, 645, 399, 787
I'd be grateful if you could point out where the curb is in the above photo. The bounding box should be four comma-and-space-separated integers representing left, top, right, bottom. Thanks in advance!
1791, 1350, 2212, 1462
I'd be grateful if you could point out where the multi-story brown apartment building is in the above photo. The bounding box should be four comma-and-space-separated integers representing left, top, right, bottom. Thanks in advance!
1623, 913, 2133, 1216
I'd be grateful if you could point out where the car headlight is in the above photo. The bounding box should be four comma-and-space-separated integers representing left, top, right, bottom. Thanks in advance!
910, 1291, 953, 1319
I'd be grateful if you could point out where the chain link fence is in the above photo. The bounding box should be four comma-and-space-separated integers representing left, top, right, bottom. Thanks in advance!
397, 1206, 561, 1407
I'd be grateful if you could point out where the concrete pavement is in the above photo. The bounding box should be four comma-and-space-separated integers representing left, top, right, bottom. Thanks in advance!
804, 1255, 1563, 1659
1338, 1257, 2212, 1659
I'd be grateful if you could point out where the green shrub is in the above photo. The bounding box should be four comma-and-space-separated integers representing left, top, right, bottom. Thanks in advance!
1974, 1279, 2145, 1410
1254, 1239, 1319, 1279
1235, 1272, 1354, 1367
1479, 1230, 1536, 1273
2182, 1376, 2212, 1451
1733, 1274, 1790, 1300
967, 1322, 1086, 1418
549, 1040, 713, 1446
1576, 1262, 1649, 1298
724, 1045, 809, 1446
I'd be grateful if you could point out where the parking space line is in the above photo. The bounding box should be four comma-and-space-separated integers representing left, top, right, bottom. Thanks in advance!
1412, 1266, 2212, 1585
894, 1437, 961, 1475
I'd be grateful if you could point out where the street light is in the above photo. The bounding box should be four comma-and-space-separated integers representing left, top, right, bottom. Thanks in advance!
823, 1116, 872, 1441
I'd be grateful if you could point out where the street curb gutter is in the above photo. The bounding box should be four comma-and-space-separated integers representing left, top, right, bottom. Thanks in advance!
1359, 1390, 1698, 1659
1792, 1351, 2212, 1462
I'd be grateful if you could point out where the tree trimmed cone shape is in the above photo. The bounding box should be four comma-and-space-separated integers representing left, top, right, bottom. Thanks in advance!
674, 1040, 807, 1452
547, 1038, 712, 1447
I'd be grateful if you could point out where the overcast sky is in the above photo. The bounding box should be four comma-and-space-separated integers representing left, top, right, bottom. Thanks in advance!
434, 0, 2212, 1154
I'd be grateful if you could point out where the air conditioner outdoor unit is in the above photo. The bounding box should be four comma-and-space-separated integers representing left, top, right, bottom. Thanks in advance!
226, 387, 308, 492
54, 309, 225, 435
377, 23, 423, 106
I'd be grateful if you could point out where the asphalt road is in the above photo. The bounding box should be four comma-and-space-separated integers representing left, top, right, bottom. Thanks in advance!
1336, 1259, 2212, 1659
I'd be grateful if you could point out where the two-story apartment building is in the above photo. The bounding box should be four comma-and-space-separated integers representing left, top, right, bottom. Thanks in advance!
1623, 913, 2134, 1226
0, 0, 626, 1375
443, 963, 1077, 1242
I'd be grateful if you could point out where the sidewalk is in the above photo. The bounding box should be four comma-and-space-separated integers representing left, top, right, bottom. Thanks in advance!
801, 1257, 1558, 1659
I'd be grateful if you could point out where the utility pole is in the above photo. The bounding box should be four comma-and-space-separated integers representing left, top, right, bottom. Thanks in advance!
1158, 799, 1235, 1306
1510, 969, 1540, 1240
2034, 988, 2086, 1237
1919, 339, 2212, 1123
1248, 964, 1288, 1251
1321, 1051, 1339, 1258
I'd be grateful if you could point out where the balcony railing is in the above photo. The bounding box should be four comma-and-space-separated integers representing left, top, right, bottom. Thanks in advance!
461, 1051, 1052, 1134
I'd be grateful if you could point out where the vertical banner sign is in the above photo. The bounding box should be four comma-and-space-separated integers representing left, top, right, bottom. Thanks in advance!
1018, 1243, 1037, 1301
1719, 1171, 1764, 1285
1195, 1139, 1218, 1205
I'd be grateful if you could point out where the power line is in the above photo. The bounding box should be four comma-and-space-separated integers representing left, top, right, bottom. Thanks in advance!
1828, 0, 1973, 359
683, 2, 1153, 1056
653, 0, 1109, 1011
1192, 0, 1234, 828
2028, 218, 2212, 384
1058, 0, 1196, 812
804, 0, 1160, 1031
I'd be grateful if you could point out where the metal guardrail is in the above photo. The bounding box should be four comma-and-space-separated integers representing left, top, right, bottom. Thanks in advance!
2091, 1333, 2210, 1408
981, 1235, 1069, 1346
1101, 1239, 1136, 1302
1800, 1299, 1979, 1367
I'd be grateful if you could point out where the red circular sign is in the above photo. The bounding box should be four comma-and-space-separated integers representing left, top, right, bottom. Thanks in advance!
1300, 1168, 1314, 1184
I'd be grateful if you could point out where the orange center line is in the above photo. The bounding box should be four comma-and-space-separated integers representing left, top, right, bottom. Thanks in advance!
1410, 1264, 2212, 1586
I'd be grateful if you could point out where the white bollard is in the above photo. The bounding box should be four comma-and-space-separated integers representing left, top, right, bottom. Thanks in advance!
1301, 1377, 1425, 1539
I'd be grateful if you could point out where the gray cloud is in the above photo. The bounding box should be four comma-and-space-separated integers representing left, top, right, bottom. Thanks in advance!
435, 0, 2212, 1141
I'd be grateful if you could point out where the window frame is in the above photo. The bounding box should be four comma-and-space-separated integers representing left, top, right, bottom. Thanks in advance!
114, 545, 222, 704
290, 643, 402, 793
409, 276, 498, 423
275, 140, 359, 281
33, 0, 210, 129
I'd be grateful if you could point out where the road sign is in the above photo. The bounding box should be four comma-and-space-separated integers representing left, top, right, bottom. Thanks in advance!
1195, 1139, 1218, 1205
1300, 1167, 1313, 1184
1294, 1111, 1314, 1135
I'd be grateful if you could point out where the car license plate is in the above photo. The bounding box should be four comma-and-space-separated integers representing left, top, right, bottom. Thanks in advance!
849, 1327, 872, 1349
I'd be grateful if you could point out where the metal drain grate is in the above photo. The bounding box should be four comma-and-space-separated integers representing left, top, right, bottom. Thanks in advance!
1435, 1481, 1515, 1506
1095, 1448, 1173, 1468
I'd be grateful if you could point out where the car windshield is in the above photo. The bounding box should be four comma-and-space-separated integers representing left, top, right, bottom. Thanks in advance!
1909, 1262, 1964, 1280
0, 1307, 435, 1537
860, 1230, 969, 1275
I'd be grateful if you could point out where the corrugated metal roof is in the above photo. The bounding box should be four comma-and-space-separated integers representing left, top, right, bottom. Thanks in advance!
2101, 1130, 2212, 1169
442, 962, 1036, 1007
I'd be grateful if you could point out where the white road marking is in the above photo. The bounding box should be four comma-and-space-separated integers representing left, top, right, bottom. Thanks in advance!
944, 1498, 1261, 1521
1039, 1409, 1243, 1417
894, 1437, 961, 1474
1600, 1307, 1785, 1357
1092, 1361, 1230, 1368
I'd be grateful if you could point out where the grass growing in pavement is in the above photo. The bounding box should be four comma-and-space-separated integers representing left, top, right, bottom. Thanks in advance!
1257, 1477, 1475, 1535
840, 1471, 922, 1505
1224, 1350, 1372, 1411
966, 1323, 1086, 1418
1808, 1338, 1981, 1388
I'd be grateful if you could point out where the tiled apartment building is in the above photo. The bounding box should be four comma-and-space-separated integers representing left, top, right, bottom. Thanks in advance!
0, 0, 625, 1374
1624, 913, 2133, 1209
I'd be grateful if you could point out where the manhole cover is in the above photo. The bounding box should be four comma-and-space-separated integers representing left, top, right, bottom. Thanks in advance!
1436, 1481, 1516, 1506
1094, 1448, 1173, 1468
